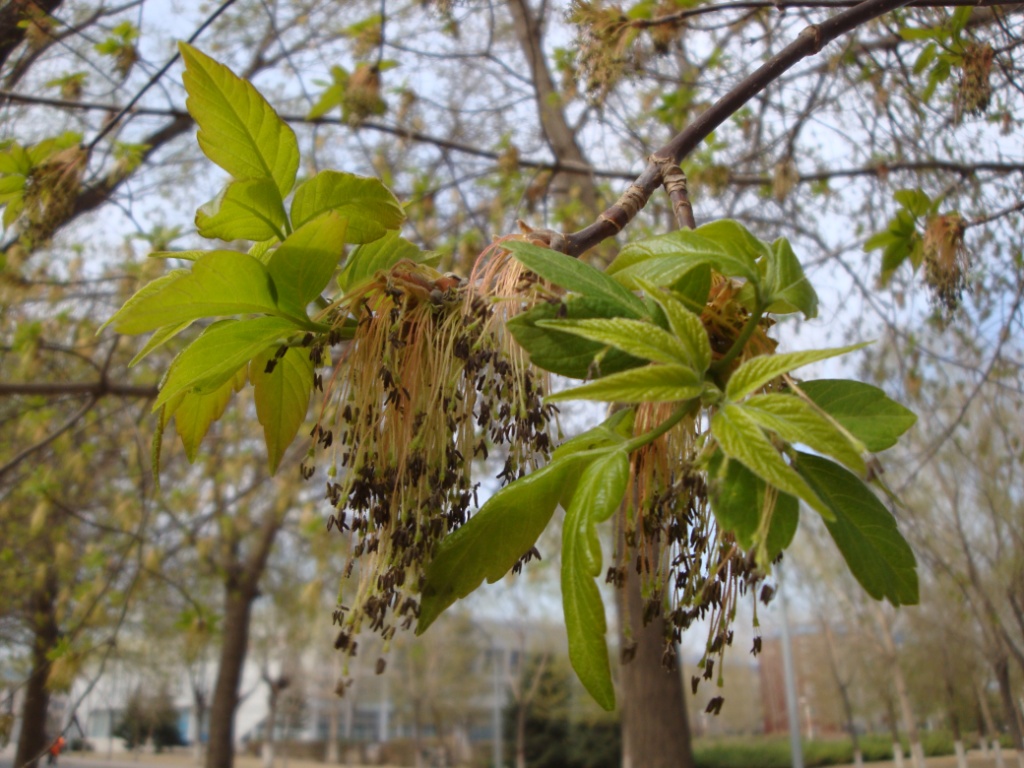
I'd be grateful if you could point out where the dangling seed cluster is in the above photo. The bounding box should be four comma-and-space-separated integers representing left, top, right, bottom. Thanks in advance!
313, 260, 554, 654
923, 214, 969, 319
956, 42, 994, 122
613, 318, 781, 705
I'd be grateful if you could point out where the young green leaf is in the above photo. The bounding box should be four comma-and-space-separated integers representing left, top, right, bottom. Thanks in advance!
763, 237, 818, 318
506, 298, 647, 380
195, 178, 288, 242
741, 393, 866, 475
536, 317, 696, 367
561, 449, 629, 711
725, 342, 869, 401
711, 404, 831, 520
179, 43, 299, 195
545, 363, 702, 404
172, 365, 247, 462
794, 453, 919, 606
417, 452, 596, 633
251, 346, 314, 473
552, 408, 635, 460
154, 317, 299, 410
129, 320, 193, 367
708, 454, 798, 559
266, 214, 348, 315
608, 221, 762, 284
290, 170, 404, 241
505, 239, 648, 318
635, 278, 711, 373
797, 379, 917, 452
102, 269, 188, 333
609, 254, 706, 291
337, 230, 434, 293
106, 251, 282, 334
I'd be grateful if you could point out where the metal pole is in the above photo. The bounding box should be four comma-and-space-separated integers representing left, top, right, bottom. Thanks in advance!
778, 562, 805, 768
492, 641, 503, 768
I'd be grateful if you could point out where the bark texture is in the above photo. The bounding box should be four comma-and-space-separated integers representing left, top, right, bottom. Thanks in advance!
14, 579, 59, 768
617, 551, 694, 768
204, 512, 282, 768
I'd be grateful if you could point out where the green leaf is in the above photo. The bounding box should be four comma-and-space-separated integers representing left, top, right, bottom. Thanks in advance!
507, 298, 647, 380
251, 346, 314, 473
505, 240, 648, 318
172, 366, 247, 462
725, 342, 869, 401
561, 450, 629, 711
894, 188, 933, 218
195, 178, 288, 242
711, 404, 831, 520
536, 317, 698, 367
307, 66, 346, 120
102, 269, 189, 333
129, 320, 193, 367
741, 393, 866, 475
179, 43, 299, 196
708, 455, 798, 559
794, 453, 918, 606
290, 171, 404, 242
765, 489, 799, 561
546, 363, 702, 404
609, 221, 762, 285
106, 251, 282, 334
763, 238, 818, 318
155, 317, 298, 410
418, 453, 592, 633
798, 380, 917, 452
635, 279, 711, 372
552, 408, 634, 460
337, 229, 429, 293
266, 214, 348, 315
864, 230, 899, 252
609, 255, 706, 291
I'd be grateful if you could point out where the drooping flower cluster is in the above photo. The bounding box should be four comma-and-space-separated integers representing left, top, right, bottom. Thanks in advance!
315, 253, 555, 653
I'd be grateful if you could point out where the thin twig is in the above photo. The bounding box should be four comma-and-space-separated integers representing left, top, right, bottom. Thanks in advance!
86, 0, 241, 150
0, 396, 96, 479
561, 0, 926, 256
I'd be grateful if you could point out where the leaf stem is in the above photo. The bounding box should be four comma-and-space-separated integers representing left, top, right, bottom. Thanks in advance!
622, 399, 699, 454
710, 301, 764, 377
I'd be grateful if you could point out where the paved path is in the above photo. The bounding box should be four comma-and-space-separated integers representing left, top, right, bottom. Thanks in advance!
1, 748, 1019, 768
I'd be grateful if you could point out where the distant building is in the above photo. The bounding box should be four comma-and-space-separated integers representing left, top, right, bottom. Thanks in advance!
757, 628, 846, 737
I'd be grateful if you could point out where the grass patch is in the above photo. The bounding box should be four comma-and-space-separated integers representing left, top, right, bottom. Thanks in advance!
694, 732, 958, 768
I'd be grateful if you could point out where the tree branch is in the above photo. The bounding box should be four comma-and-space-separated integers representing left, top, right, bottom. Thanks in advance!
0, 396, 95, 479
562, 0, 925, 256
631, 0, 1021, 28
0, 380, 158, 398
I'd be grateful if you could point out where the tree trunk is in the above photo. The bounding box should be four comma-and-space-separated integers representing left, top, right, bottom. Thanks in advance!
506, 0, 597, 218
821, 621, 860, 766
261, 687, 278, 768
515, 702, 527, 768
617, 539, 693, 768
976, 680, 1005, 768
192, 687, 207, 765
874, 606, 923, 768
945, 670, 967, 768
884, 693, 904, 768
205, 587, 257, 768
326, 696, 340, 765
994, 655, 1024, 768
14, 579, 59, 768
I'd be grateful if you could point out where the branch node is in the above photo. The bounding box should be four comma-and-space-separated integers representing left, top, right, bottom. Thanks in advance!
802, 23, 824, 53
656, 158, 697, 230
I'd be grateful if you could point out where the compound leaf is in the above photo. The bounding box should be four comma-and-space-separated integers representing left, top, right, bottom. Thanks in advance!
180, 43, 299, 196
290, 170, 404, 242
